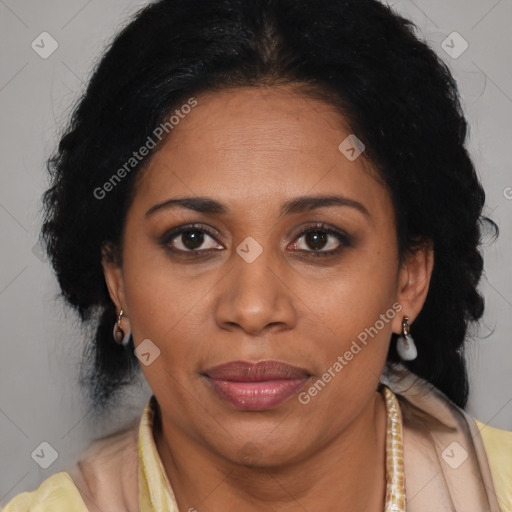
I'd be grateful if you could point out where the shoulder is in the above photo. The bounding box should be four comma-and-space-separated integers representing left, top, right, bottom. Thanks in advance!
1, 472, 89, 512
1, 425, 140, 512
474, 419, 512, 512
67, 425, 140, 512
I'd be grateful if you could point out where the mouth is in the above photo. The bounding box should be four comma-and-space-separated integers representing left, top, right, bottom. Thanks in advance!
202, 360, 312, 410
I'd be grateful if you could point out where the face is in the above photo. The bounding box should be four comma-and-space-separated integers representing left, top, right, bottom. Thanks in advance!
103, 85, 432, 467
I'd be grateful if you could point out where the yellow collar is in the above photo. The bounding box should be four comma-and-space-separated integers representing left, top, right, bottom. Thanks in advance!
138, 395, 179, 512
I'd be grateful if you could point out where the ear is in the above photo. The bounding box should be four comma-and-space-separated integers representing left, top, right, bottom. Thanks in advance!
392, 240, 434, 334
101, 243, 128, 319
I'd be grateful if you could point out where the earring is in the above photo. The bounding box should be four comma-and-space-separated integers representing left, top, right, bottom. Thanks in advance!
396, 316, 417, 361
113, 308, 131, 346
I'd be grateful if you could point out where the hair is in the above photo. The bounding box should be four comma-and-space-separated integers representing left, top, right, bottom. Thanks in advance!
41, 0, 497, 413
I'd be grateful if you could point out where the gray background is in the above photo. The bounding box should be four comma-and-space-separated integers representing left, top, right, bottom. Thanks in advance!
0, 0, 511, 504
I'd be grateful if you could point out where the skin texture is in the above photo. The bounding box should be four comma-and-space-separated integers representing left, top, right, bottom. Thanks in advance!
102, 85, 434, 511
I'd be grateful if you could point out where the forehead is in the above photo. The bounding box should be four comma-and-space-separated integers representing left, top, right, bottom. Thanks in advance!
132, 86, 390, 218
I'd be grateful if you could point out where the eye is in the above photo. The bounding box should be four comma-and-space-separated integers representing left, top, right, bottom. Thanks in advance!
160, 224, 223, 254
290, 223, 351, 257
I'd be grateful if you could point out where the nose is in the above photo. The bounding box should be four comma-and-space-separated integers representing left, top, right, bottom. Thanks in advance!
214, 248, 297, 336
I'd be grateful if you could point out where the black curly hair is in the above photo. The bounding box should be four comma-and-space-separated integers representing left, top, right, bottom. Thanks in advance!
41, 0, 497, 413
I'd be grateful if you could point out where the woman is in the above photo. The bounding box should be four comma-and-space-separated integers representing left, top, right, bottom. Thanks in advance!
2, 0, 511, 510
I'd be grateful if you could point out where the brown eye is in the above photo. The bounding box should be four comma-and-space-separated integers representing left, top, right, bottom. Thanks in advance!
302, 230, 328, 251
160, 224, 223, 254
291, 223, 352, 257
179, 230, 206, 250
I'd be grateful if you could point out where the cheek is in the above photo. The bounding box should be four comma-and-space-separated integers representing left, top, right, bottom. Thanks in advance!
309, 247, 398, 377
121, 235, 199, 335
300, 268, 397, 416
323, 245, 398, 327
121, 241, 222, 388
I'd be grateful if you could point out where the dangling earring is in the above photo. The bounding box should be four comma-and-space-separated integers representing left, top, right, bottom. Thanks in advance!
396, 316, 417, 361
113, 308, 131, 346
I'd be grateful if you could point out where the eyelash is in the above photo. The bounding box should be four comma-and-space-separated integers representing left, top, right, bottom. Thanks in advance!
159, 222, 352, 258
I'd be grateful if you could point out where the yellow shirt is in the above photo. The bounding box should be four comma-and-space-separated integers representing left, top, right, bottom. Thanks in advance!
475, 418, 512, 512
2, 395, 511, 512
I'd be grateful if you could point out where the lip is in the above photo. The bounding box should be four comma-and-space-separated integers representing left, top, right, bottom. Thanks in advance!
203, 360, 311, 410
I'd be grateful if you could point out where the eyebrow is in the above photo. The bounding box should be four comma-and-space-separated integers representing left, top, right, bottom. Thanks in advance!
145, 194, 370, 219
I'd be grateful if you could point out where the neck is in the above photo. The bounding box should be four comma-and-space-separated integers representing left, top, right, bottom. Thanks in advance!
154, 390, 388, 512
